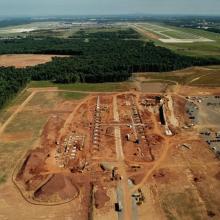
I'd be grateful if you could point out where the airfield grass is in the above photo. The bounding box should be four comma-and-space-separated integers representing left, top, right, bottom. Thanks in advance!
158, 29, 220, 58
0, 21, 125, 39
141, 72, 203, 85
191, 72, 220, 86
162, 30, 198, 39
136, 22, 220, 59
136, 66, 220, 87
28, 81, 131, 92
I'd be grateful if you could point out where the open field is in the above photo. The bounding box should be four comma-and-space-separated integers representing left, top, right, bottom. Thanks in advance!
0, 21, 124, 38
0, 78, 220, 220
0, 54, 68, 68
131, 22, 220, 58
134, 66, 220, 88
0, 21, 80, 38
28, 81, 133, 92
131, 22, 214, 43
0, 17, 220, 220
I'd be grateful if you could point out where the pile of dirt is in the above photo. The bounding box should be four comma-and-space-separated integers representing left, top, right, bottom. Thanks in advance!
214, 171, 220, 180
25, 174, 49, 191
17, 148, 49, 184
34, 173, 78, 202
130, 173, 145, 185
94, 187, 110, 209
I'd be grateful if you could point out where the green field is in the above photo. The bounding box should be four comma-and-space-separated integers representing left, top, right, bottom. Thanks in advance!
0, 90, 31, 125
134, 22, 220, 59
59, 91, 88, 100
28, 81, 132, 92
159, 30, 220, 58
135, 66, 220, 87
0, 21, 125, 39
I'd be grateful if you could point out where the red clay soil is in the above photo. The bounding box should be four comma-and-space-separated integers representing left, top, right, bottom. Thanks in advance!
215, 171, 220, 180
94, 187, 110, 209
152, 168, 178, 184
17, 148, 49, 185
145, 134, 164, 146
34, 173, 78, 201
41, 116, 65, 148
173, 96, 190, 125
16, 115, 65, 192
130, 173, 145, 185
25, 174, 49, 191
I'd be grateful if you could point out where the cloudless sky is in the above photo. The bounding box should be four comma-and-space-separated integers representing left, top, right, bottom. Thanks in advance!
0, 0, 219, 16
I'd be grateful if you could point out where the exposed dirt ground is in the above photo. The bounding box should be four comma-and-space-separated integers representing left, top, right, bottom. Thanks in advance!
0, 85, 220, 220
0, 54, 68, 68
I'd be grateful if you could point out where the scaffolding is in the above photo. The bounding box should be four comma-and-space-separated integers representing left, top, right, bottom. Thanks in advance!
93, 96, 101, 149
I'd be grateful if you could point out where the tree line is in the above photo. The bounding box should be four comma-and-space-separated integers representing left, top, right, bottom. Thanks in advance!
0, 28, 220, 109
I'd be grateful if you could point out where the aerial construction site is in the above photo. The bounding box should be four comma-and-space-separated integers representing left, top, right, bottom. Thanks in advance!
0, 80, 215, 220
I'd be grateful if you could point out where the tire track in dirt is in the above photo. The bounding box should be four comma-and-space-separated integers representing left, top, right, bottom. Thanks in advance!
0, 91, 36, 137
113, 95, 133, 220
57, 95, 92, 142
130, 108, 171, 194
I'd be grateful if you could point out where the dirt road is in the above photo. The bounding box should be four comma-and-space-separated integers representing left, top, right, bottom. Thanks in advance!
113, 95, 132, 220
167, 94, 179, 127
130, 106, 171, 194
0, 91, 36, 137
57, 95, 91, 142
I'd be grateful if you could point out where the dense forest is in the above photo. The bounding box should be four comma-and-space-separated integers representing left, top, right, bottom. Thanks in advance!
0, 28, 220, 109
0, 67, 30, 108
205, 28, 220, 34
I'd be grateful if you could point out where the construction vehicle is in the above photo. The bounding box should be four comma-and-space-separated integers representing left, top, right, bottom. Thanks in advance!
115, 201, 123, 212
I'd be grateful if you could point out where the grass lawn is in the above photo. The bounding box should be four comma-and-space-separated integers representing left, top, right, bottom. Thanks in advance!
28, 81, 131, 92
59, 91, 88, 100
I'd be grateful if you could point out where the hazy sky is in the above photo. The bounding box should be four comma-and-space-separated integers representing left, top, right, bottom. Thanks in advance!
0, 0, 219, 16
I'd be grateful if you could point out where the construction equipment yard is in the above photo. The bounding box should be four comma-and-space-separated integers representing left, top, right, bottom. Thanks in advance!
0, 82, 220, 220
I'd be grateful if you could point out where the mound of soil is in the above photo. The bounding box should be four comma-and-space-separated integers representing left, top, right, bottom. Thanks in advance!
17, 148, 49, 183
25, 174, 48, 191
130, 173, 145, 185
34, 174, 78, 202
94, 188, 110, 209
215, 171, 220, 180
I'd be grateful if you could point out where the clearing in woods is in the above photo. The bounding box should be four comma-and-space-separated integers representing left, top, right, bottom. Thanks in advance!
0, 54, 68, 68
